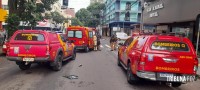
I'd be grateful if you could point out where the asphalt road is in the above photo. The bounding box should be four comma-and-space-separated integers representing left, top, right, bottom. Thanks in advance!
0, 38, 200, 90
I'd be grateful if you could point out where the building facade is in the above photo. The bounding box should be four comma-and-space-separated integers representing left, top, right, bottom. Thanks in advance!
143, 0, 200, 47
90, 0, 104, 4
103, 0, 141, 36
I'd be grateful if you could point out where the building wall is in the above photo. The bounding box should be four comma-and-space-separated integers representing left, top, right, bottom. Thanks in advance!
104, 0, 141, 24
143, 0, 200, 24
90, 0, 104, 4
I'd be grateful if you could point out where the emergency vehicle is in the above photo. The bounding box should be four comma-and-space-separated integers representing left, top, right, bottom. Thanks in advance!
118, 32, 198, 87
7, 30, 76, 71
66, 26, 96, 52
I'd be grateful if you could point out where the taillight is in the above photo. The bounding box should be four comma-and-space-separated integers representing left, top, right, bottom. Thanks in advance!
140, 53, 146, 65
194, 58, 198, 72
46, 45, 50, 55
3, 45, 6, 48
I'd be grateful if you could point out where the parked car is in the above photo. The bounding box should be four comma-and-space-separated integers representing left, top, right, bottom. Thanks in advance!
7, 30, 76, 71
118, 34, 198, 87
116, 32, 130, 47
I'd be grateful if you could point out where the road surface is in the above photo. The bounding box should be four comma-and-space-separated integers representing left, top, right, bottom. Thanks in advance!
0, 37, 199, 90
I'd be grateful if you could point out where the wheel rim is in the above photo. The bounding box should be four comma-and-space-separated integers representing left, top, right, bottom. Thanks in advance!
57, 56, 62, 69
127, 64, 131, 81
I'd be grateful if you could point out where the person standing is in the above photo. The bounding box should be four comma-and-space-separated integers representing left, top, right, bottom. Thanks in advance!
110, 34, 117, 51
93, 34, 97, 51
97, 34, 101, 51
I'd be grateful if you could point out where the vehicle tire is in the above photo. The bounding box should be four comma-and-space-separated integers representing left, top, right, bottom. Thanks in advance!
71, 50, 76, 60
117, 52, 121, 67
127, 62, 139, 84
171, 82, 182, 87
52, 55, 62, 71
18, 62, 31, 70
85, 46, 89, 52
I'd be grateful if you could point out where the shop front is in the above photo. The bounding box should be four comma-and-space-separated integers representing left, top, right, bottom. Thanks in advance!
143, 0, 200, 50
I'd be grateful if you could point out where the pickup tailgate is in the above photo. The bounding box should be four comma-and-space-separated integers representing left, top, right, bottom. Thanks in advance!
143, 40, 197, 74
8, 43, 48, 58
7, 32, 49, 59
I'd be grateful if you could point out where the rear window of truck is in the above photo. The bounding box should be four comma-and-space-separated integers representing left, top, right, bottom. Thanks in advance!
67, 30, 82, 38
14, 33, 45, 41
151, 41, 189, 51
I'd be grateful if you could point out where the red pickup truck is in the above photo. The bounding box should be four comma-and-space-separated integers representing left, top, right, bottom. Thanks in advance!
118, 34, 198, 87
7, 30, 76, 71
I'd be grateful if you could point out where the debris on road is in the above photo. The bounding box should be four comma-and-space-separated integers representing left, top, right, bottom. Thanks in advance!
25, 71, 32, 74
63, 75, 78, 79
79, 64, 82, 67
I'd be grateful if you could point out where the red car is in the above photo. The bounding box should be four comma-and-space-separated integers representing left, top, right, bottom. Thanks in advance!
2, 40, 9, 54
7, 30, 76, 71
118, 34, 198, 87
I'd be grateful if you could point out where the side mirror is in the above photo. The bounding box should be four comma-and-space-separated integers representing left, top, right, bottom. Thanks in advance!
118, 43, 124, 46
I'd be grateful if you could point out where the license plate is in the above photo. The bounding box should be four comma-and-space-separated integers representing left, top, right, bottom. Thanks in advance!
23, 58, 34, 61
159, 73, 173, 77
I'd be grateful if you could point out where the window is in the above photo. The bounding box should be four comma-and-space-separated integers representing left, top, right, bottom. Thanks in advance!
67, 31, 74, 37
2, 5, 9, 10
67, 30, 82, 38
14, 33, 44, 41
75, 31, 82, 38
89, 31, 93, 38
124, 37, 133, 46
151, 41, 189, 51
59, 34, 66, 42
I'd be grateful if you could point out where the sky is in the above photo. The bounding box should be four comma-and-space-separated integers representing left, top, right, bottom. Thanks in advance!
68, 0, 90, 12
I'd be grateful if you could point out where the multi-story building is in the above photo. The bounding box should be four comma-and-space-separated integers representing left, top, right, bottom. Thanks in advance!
90, 0, 104, 4
143, 0, 200, 49
103, 0, 141, 36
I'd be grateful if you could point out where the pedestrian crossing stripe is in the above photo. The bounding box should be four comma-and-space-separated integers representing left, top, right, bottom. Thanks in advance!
100, 45, 103, 48
105, 44, 111, 48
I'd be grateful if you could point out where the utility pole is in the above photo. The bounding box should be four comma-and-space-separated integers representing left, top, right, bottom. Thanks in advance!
140, 0, 144, 31
0, 0, 2, 30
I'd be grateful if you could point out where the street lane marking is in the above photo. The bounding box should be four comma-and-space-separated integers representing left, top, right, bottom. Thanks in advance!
105, 44, 111, 48
100, 45, 104, 48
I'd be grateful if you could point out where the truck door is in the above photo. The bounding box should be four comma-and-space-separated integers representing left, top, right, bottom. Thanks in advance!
88, 31, 94, 49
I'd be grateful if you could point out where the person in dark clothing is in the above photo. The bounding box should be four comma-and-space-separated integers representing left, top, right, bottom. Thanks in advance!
97, 34, 101, 51
110, 34, 117, 51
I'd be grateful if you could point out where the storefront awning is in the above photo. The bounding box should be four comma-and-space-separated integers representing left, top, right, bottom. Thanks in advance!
108, 21, 139, 28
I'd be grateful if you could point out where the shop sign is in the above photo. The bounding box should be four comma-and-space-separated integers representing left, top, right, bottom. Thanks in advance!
146, 3, 164, 18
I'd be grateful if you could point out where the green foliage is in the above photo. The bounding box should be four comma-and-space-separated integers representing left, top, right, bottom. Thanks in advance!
51, 11, 66, 24
75, 8, 92, 26
5, 14, 20, 38
75, 2, 105, 27
6, 0, 59, 37
71, 18, 84, 26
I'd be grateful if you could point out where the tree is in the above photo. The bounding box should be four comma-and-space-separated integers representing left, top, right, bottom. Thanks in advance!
86, 2, 105, 27
6, 0, 58, 36
71, 18, 84, 26
7, 0, 58, 27
51, 11, 66, 24
75, 8, 92, 26
5, 14, 20, 38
